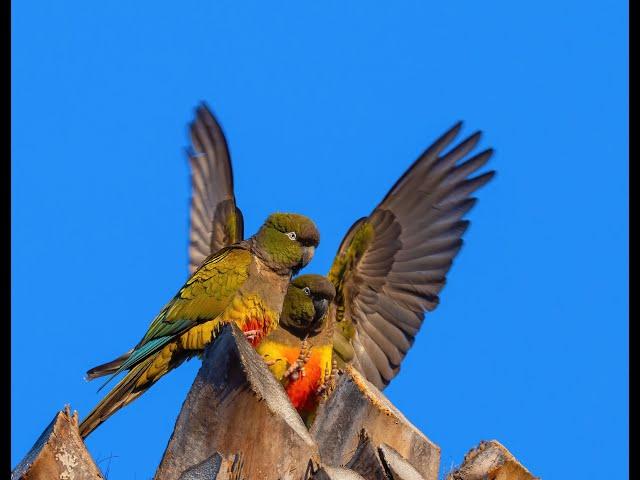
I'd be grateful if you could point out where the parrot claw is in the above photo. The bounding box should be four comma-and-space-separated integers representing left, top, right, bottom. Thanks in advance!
243, 329, 261, 343
316, 359, 339, 399
283, 339, 311, 381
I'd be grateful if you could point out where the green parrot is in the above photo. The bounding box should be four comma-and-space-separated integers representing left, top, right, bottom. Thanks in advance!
185, 102, 494, 407
256, 274, 338, 424
79, 212, 320, 438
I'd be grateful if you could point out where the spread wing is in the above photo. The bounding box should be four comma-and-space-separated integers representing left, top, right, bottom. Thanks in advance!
328, 122, 495, 389
188, 102, 244, 274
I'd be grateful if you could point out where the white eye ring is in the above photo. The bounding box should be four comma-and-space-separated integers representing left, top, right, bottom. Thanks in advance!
303, 287, 311, 296
286, 231, 297, 241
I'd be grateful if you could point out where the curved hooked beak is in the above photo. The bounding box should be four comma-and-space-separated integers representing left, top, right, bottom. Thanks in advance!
306, 297, 329, 336
313, 298, 330, 324
301, 246, 315, 268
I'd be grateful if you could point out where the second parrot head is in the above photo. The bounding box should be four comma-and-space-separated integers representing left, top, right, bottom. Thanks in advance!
280, 274, 336, 337
253, 213, 320, 274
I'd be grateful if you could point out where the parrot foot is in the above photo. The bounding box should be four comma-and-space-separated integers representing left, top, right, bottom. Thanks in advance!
283, 339, 311, 381
316, 360, 339, 399
243, 329, 262, 343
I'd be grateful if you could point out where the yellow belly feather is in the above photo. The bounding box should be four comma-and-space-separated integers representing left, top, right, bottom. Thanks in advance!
137, 293, 279, 388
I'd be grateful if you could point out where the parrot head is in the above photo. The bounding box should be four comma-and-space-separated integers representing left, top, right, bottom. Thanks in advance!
280, 274, 336, 337
253, 213, 320, 274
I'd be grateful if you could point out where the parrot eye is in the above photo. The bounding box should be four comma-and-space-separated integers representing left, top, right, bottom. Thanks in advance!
286, 231, 297, 241
303, 287, 311, 296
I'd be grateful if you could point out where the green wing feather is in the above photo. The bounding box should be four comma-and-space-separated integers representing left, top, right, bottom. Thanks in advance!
99, 245, 251, 389
327, 218, 371, 366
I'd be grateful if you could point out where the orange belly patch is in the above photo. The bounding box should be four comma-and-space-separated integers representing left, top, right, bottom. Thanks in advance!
284, 349, 327, 414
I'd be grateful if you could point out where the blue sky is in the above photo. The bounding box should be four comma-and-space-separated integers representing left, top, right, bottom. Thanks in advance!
12, 1, 628, 478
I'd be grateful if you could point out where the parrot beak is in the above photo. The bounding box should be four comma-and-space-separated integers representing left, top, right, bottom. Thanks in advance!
306, 298, 329, 336
313, 298, 329, 323
301, 246, 315, 267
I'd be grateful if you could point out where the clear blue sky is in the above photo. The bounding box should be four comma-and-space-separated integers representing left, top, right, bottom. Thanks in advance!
12, 1, 628, 478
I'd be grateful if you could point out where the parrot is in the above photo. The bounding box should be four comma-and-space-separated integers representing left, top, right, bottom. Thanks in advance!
256, 274, 338, 424
79, 211, 320, 438
184, 102, 495, 416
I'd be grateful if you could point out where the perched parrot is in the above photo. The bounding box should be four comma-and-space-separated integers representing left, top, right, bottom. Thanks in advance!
256, 274, 337, 423
79, 212, 320, 438
185, 103, 495, 414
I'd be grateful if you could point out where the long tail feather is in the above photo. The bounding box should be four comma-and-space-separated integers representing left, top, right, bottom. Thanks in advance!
85, 349, 134, 381
79, 354, 156, 438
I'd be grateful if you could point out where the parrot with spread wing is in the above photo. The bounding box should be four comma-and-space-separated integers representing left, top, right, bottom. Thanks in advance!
185, 103, 495, 418
79, 211, 319, 438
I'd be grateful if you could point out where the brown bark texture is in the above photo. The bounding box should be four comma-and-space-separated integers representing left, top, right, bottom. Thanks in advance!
309, 366, 440, 480
446, 440, 539, 480
12, 326, 539, 480
155, 324, 319, 480
11, 406, 104, 480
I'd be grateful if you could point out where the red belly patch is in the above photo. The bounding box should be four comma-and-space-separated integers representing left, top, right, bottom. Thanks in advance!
242, 315, 272, 347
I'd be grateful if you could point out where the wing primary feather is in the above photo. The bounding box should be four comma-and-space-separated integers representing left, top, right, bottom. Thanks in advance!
186, 102, 244, 271
329, 121, 495, 388
379, 121, 463, 206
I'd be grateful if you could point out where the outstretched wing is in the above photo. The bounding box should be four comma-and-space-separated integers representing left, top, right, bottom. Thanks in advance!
188, 102, 244, 274
328, 122, 495, 389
